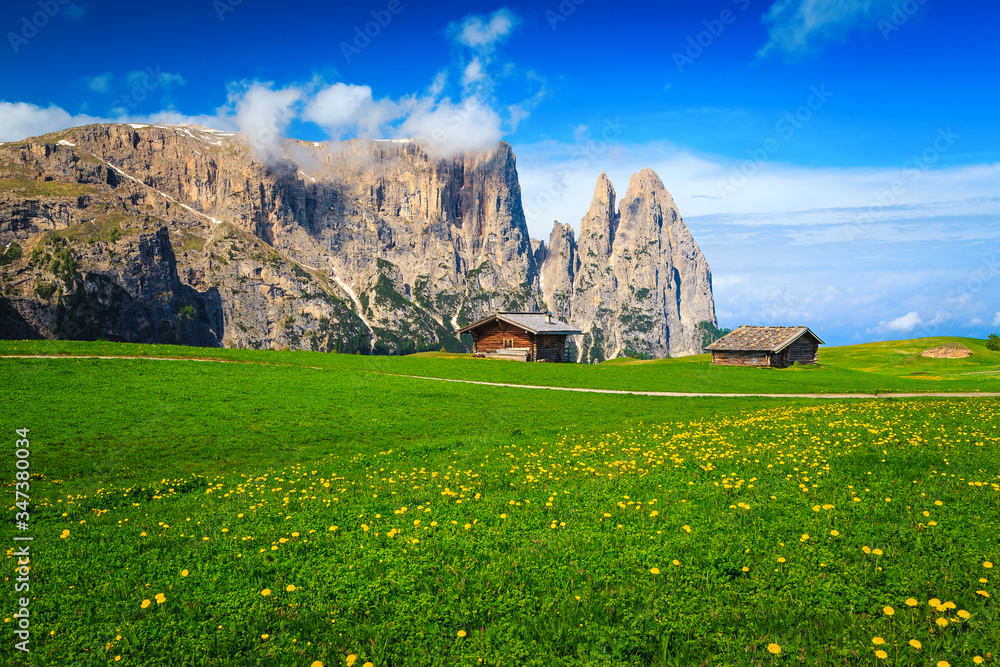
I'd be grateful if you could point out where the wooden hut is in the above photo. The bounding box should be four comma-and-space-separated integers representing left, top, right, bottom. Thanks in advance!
705, 326, 823, 368
457, 312, 582, 362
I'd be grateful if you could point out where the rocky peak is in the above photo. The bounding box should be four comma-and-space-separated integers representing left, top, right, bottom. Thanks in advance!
539, 168, 717, 361
577, 171, 617, 265
538, 221, 576, 320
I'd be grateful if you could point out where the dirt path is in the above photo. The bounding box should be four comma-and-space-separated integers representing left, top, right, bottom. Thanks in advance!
395, 374, 1000, 399
5, 354, 999, 399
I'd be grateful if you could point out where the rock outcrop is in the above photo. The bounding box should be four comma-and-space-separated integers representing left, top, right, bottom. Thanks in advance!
537, 170, 717, 360
0, 123, 715, 358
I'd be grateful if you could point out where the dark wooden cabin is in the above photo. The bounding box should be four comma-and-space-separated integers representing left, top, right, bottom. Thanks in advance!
458, 312, 582, 362
705, 326, 823, 368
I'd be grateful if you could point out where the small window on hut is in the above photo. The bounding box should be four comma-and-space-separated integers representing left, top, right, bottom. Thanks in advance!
503, 338, 514, 348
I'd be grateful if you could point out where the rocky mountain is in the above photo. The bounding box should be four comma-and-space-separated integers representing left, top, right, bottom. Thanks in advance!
0, 123, 715, 358
535, 170, 717, 360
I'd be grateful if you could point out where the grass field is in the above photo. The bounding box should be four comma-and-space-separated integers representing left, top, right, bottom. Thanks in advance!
2, 335, 998, 395
1, 339, 998, 666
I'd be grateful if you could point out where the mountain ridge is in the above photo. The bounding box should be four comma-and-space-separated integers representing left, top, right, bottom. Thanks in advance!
0, 123, 716, 359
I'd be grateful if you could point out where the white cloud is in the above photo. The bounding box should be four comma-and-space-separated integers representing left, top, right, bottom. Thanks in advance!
399, 97, 503, 159
462, 59, 485, 87
0, 101, 102, 141
84, 72, 113, 93
758, 0, 894, 57
232, 83, 303, 163
872, 311, 922, 334
451, 8, 519, 50
507, 104, 529, 133
514, 137, 1000, 240
994, 312, 1000, 326
302, 83, 375, 136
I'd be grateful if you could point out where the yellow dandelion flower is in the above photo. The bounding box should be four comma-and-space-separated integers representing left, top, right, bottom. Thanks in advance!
800, 534, 809, 542
261, 589, 271, 596
672, 559, 681, 566
908, 639, 921, 649
261, 634, 269, 639
976, 590, 990, 598
872, 637, 885, 646
830, 530, 839, 537
872, 548, 883, 556
905, 598, 918, 607
929, 598, 941, 607
363, 663, 373, 667
767, 643, 781, 655
883, 606, 894, 616
682, 525, 692, 533
957, 610, 970, 619
59, 530, 69, 539
346, 655, 357, 667
140, 599, 151, 609
181, 569, 189, 577
863, 546, 871, 554
943, 601, 956, 610
875, 650, 887, 660
935, 617, 948, 627
985, 561, 994, 569
500, 513, 507, 519
457, 630, 467, 638
741, 566, 749, 572
155, 593, 166, 604
286, 584, 296, 592
974, 657, 984, 665
937, 662, 950, 667
649, 567, 660, 575
311, 662, 324, 667
777, 557, 786, 564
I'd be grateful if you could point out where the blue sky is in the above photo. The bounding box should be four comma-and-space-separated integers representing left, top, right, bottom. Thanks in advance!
2, 0, 998, 345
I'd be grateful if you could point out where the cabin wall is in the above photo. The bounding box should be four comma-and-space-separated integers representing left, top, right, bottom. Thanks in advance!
533, 335, 567, 362
711, 351, 771, 367
785, 338, 819, 365
472, 321, 533, 354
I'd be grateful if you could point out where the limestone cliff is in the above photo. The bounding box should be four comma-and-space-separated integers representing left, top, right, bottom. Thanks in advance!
537, 170, 717, 360
0, 123, 714, 358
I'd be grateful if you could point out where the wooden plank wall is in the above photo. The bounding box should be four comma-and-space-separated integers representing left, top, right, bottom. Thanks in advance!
533, 335, 566, 362
711, 351, 772, 367
472, 321, 533, 354
784, 338, 819, 365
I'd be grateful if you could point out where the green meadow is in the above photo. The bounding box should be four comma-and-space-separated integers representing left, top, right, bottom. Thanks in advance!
1, 339, 997, 666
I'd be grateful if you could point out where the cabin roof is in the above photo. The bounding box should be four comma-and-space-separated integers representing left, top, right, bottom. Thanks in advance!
457, 312, 583, 335
705, 326, 824, 353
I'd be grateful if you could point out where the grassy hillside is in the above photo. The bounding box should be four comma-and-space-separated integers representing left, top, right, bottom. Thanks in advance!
2, 335, 998, 394
0, 346, 997, 665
